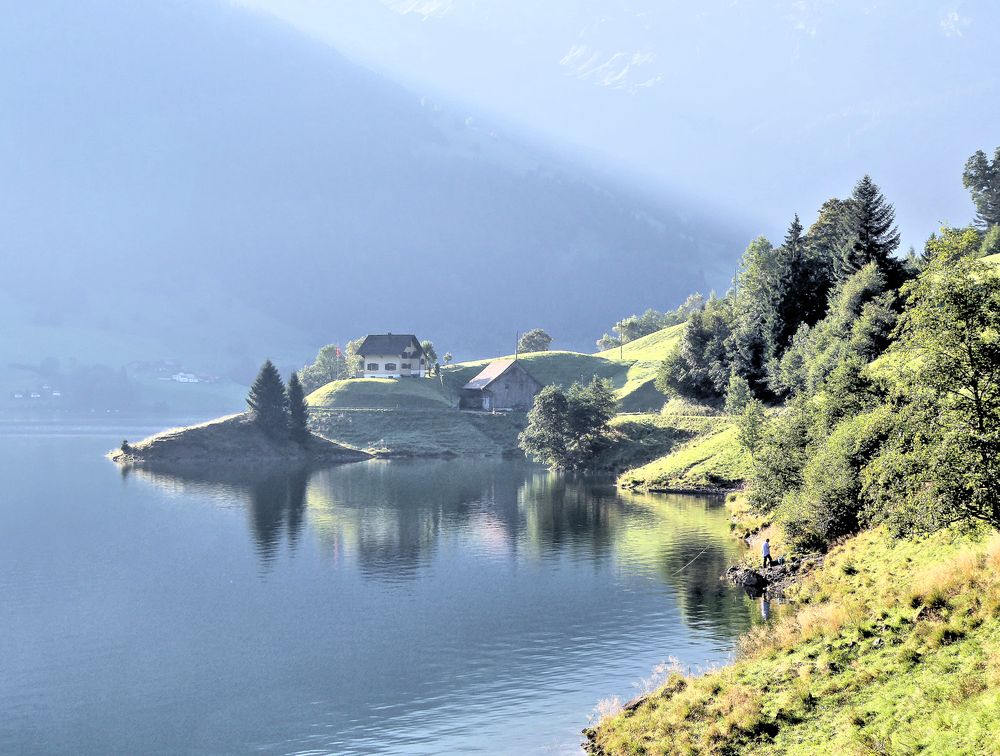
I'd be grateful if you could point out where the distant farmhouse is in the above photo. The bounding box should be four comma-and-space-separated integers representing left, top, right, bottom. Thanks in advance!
357, 334, 426, 378
461, 359, 542, 411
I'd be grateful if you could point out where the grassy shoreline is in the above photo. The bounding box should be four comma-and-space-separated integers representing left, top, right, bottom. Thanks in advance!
585, 522, 1000, 754
109, 412, 371, 466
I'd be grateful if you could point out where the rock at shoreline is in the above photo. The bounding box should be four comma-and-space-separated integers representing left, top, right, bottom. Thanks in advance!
109, 413, 372, 467
725, 554, 825, 598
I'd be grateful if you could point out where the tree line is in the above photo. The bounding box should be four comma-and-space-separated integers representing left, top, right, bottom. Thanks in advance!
246, 360, 311, 442
652, 149, 1000, 548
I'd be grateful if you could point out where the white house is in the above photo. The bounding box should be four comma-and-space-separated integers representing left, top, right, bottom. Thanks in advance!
356, 334, 427, 378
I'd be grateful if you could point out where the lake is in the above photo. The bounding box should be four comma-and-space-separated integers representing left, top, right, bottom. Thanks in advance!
0, 424, 759, 754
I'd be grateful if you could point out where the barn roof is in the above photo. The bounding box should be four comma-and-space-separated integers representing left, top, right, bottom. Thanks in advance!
463, 359, 541, 391
357, 334, 422, 356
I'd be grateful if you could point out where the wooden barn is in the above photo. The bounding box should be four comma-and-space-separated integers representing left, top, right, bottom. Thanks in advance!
461, 359, 542, 411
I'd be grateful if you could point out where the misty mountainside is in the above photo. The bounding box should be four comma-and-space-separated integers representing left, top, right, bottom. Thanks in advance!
256, 0, 998, 242
1, 0, 745, 390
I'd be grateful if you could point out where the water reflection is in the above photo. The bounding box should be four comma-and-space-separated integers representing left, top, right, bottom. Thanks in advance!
129, 458, 752, 631
7, 434, 760, 755
124, 463, 311, 566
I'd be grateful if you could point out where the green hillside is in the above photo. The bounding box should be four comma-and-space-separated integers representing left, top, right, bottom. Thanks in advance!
588, 526, 1000, 755
309, 334, 685, 415
442, 350, 625, 395
614, 402, 751, 492
304, 329, 686, 456
306, 377, 525, 456
596, 324, 685, 411
308, 377, 453, 410
444, 328, 684, 411
307, 408, 526, 457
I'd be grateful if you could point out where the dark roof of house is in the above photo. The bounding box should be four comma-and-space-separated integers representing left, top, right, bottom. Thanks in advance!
463, 359, 542, 391
357, 334, 423, 356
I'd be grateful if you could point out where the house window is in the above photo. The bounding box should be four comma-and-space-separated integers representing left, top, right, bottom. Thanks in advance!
401, 363, 411, 370
384, 363, 397, 371
367, 363, 378, 371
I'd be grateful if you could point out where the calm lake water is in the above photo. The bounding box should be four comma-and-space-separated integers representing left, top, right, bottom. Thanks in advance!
1, 424, 758, 754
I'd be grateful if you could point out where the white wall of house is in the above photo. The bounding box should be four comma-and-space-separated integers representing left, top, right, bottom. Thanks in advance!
360, 354, 425, 378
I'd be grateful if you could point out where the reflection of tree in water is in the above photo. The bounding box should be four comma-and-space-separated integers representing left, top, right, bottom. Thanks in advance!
617, 491, 757, 639
246, 468, 309, 564
126, 463, 310, 567
305, 459, 528, 582
519, 472, 621, 562
128, 461, 754, 634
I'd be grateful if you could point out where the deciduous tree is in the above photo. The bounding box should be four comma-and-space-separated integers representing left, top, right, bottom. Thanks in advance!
519, 378, 616, 469
864, 251, 1000, 532
518, 328, 552, 353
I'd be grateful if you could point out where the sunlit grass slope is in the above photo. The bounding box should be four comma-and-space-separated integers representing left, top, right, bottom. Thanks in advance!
442, 350, 626, 396
587, 527, 1000, 755
306, 326, 686, 455
617, 403, 750, 491
596, 323, 685, 411
307, 408, 525, 457
307, 377, 453, 410
442, 326, 683, 411
306, 378, 524, 455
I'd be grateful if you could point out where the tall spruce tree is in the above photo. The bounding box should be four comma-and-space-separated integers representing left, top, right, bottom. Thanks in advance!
728, 236, 785, 397
286, 372, 310, 443
247, 359, 288, 435
775, 215, 813, 344
962, 147, 1000, 228
836, 175, 901, 283
806, 198, 852, 286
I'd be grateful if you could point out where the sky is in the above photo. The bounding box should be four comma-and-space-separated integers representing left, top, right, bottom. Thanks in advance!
231, 0, 999, 248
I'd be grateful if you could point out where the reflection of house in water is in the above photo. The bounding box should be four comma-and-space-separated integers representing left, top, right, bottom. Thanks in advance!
124, 460, 754, 636
304, 460, 529, 580
460, 359, 542, 411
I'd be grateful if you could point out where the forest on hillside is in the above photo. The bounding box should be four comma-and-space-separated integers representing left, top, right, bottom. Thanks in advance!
661, 149, 999, 548
525, 148, 1000, 553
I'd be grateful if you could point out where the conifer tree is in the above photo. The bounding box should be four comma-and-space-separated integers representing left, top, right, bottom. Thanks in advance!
286, 371, 310, 443
247, 359, 288, 435
728, 236, 785, 397
836, 175, 901, 283
962, 147, 1000, 228
776, 215, 808, 342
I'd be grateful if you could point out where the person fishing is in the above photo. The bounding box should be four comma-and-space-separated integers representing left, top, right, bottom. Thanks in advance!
762, 537, 773, 568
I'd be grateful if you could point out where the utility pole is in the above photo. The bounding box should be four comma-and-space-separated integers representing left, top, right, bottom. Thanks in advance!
514, 331, 519, 362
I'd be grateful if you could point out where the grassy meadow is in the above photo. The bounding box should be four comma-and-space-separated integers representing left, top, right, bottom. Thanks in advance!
610, 399, 751, 492
305, 330, 689, 456
587, 526, 1000, 754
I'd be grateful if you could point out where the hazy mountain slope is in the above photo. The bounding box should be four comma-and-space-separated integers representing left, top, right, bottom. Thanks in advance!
0, 0, 745, 386
238, 0, 998, 244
